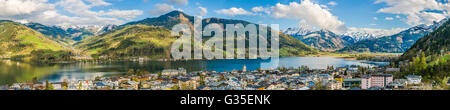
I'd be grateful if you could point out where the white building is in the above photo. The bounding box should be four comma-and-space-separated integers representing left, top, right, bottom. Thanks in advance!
162, 69, 179, 76
406, 75, 422, 85
329, 80, 343, 90
162, 68, 187, 76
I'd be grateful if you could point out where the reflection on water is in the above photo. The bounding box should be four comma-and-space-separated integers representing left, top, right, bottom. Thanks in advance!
0, 57, 389, 85
0, 60, 61, 84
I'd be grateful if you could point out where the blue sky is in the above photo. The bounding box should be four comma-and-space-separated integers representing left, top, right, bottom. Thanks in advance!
85, 0, 411, 29
1, 0, 450, 34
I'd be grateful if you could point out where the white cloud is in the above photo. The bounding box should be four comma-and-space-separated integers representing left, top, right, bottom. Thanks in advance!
373, 17, 378, 20
99, 9, 144, 20
252, 6, 265, 12
328, 1, 338, 6
252, 6, 271, 15
150, 3, 181, 16
56, 0, 98, 17
198, 7, 208, 16
165, 0, 188, 6
216, 7, 254, 16
375, 0, 448, 25
0, 0, 143, 26
0, 0, 53, 17
270, 0, 347, 33
385, 17, 394, 20
85, 0, 111, 6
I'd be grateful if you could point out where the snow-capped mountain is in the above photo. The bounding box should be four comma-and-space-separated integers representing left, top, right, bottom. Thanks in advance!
283, 27, 313, 36
59, 24, 117, 35
342, 31, 381, 42
284, 17, 450, 52
25, 23, 117, 41
285, 26, 399, 43
284, 28, 356, 51
339, 18, 449, 53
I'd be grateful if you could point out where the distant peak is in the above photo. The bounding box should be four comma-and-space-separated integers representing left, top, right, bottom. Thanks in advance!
160, 10, 189, 18
168, 10, 184, 14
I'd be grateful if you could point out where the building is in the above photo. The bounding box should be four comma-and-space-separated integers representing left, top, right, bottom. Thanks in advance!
334, 77, 344, 83
329, 80, 342, 90
385, 68, 400, 73
343, 78, 361, 88
0, 85, 8, 90
406, 75, 422, 85
162, 69, 179, 76
387, 79, 407, 89
361, 74, 393, 89
162, 68, 187, 76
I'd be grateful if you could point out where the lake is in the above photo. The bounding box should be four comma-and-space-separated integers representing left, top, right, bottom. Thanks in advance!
0, 57, 389, 85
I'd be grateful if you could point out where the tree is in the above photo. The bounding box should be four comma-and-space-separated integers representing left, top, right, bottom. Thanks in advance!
420, 52, 428, 70
126, 69, 135, 75
181, 82, 189, 90
441, 77, 449, 89
312, 81, 327, 90
32, 77, 38, 84
45, 80, 54, 90
157, 72, 162, 79
62, 81, 68, 90
351, 83, 360, 88
298, 65, 310, 72
327, 66, 334, 70
138, 81, 143, 90
199, 74, 205, 86
78, 82, 82, 90
172, 85, 180, 90
277, 66, 287, 72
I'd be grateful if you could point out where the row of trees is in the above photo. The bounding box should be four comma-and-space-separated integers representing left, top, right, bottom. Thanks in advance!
30, 49, 73, 63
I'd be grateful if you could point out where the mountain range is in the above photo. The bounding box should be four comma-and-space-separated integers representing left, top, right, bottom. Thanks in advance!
1, 11, 319, 59
401, 19, 450, 61
26, 23, 117, 41
284, 18, 449, 53
2, 10, 449, 60
75, 11, 318, 59
284, 28, 355, 51
339, 18, 448, 53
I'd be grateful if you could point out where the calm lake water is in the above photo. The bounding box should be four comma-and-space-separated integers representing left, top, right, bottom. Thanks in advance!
0, 57, 389, 85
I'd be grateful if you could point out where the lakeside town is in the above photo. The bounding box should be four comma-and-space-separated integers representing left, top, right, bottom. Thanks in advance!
1, 64, 445, 90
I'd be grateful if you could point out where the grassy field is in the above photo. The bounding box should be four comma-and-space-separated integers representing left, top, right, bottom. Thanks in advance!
0, 21, 67, 58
